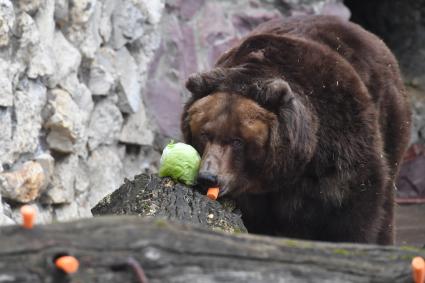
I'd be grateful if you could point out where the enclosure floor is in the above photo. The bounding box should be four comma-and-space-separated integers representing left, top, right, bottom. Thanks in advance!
395, 204, 425, 247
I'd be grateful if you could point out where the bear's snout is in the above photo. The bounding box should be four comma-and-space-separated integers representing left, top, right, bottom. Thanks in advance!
197, 171, 218, 187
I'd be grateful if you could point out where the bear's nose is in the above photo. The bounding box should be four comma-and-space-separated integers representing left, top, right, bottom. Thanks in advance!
197, 171, 218, 187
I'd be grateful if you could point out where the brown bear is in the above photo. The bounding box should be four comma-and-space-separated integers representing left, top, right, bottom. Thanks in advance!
181, 15, 411, 245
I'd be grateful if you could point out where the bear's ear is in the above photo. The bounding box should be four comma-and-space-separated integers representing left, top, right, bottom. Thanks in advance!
263, 78, 294, 106
185, 67, 253, 98
250, 78, 294, 111
185, 68, 228, 98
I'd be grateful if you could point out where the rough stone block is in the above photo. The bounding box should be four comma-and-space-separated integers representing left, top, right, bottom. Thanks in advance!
0, 161, 46, 203
115, 47, 141, 113
119, 102, 154, 146
44, 89, 85, 153
87, 99, 123, 151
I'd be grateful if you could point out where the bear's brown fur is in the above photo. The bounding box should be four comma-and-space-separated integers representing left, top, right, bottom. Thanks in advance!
181, 15, 411, 244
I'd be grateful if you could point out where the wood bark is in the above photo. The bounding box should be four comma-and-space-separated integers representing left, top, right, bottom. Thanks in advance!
0, 216, 423, 282
92, 174, 247, 233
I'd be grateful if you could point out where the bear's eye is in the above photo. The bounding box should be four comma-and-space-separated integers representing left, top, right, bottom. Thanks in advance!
200, 131, 212, 142
231, 138, 244, 148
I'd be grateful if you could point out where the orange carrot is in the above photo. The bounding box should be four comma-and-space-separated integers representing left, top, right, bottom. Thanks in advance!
55, 256, 80, 274
207, 187, 219, 200
412, 256, 425, 283
20, 205, 36, 229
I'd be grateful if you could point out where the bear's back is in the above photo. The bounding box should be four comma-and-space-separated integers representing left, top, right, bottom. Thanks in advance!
252, 16, 401, 101
253, 15, 411, 177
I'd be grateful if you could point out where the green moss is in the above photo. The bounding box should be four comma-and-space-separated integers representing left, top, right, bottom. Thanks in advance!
284, 240, 299, 248
280, 239, 314, 249
333, 248, 350, 256
154, 218, 168, 228
232, 227, 245, 234
400, 255, 415, 260
399, 245, 420, 252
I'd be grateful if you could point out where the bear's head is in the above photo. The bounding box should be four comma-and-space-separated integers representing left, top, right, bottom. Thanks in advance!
181, 35, 318, 197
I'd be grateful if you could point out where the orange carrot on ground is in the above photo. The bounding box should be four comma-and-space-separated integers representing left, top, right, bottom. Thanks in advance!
412, 256, 425, 283
20, 205, 36, 229
55, 256, 80, 274
207, 187, 219, 200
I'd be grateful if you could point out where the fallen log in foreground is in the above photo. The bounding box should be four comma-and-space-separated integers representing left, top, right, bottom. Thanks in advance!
0, 216, 423, 283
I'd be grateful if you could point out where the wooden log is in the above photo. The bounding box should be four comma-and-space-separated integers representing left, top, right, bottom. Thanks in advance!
0, 216, 423, 282
92, 174, 247, 233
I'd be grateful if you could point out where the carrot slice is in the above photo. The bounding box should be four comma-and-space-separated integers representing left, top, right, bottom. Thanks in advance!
207, 187, 219, 200
55, 256, 80, 274
20, 205, 36, 229
412, 256, 425, 283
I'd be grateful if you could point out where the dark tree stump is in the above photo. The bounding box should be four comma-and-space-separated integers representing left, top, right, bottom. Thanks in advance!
92, 174, 247, 233
0, 216, 423, 283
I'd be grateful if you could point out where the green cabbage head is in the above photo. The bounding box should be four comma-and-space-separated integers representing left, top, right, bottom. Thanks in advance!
159, 141, 201, 185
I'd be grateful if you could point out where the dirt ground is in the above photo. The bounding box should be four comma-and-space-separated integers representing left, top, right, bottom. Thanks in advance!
395, 204, 425, 247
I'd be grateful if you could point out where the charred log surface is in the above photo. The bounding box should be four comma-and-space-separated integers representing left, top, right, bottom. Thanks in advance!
92, 174, 247, 233
0, 216, 423, 283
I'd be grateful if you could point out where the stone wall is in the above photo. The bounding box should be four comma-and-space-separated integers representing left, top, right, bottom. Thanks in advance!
0, 0, 164, 224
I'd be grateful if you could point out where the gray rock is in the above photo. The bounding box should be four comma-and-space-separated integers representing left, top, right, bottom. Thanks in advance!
122, 145, 160, 181
0, 215, 14, 226
0, 59, 13, 107
87, 146, 123, 207
87, 99, 123, 151
54, 200, 92, 222
0, 107, 12, 163
15, 11, 55, 79
0, 161, 46, 203
98, 0, 115, 43
46, 31, 81, 88
31, 0, 56, 79
0, 196, 14, 225
66, 0, 102, 58
54, 0, 69, 25
34, 153, 55, 188
142, 0, 164, 25
54, 179, 93, 222
115, 47, 141, 113
110, 0, 145, 49
59, 73, 94, 118
88, 48, 116, 95
43, 154, 77, 204
34, 0, 55, 43
88, 64, 114, 95
16, 0, 42, 14
69, 0, 97, 25
119, 102, 154, 145
1, 80, 47, 165
0, 0, 14, 47
75, 157, 90, 194
44, 88, 85, 153
58, 74, 93, 158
